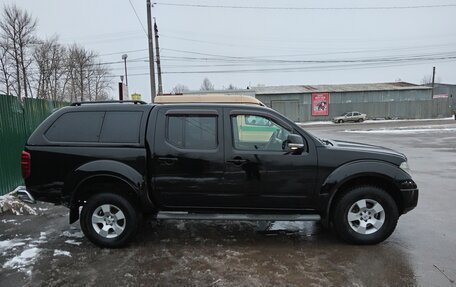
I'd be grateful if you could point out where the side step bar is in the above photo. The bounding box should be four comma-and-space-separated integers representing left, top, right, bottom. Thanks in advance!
157, 212, 321, 221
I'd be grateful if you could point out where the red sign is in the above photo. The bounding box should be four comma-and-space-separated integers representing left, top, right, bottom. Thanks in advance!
311, 93, 329, 116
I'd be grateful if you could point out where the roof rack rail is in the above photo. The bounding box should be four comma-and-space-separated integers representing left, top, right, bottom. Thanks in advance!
71, 100, 147, 106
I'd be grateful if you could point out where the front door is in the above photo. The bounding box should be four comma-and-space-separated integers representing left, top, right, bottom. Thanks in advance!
224, 108, 318, 211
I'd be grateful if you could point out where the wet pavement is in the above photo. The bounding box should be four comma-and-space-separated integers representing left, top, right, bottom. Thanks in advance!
1, 119, 456, 287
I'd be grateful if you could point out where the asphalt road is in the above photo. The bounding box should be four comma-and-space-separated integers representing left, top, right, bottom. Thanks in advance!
1, 118, 455, 287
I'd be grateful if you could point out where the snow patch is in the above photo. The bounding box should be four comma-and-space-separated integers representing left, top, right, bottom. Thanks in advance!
32, 232, 48, 244
65, 239, 82, 246
269, 221, 308, 231
0, 239, 27, 252
3, 247, 41, 270
1, 219, 17, 223
62, 230, 84, 238
297, 117, 454, 126
0, 194, 37, 215
344, 125, 456, 134
53, 249, 71, 257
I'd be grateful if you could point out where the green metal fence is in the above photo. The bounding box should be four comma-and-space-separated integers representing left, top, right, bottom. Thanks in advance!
0, 95, 68, 195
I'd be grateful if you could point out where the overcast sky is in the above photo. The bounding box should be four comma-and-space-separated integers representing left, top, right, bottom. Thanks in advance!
12, 0, 456, 102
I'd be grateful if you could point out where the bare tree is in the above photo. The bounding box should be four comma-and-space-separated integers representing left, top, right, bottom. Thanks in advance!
200, 78, 214, 91
33, 37, 66, 100
59, 44, 113, 102
0, 4, 37, 98
0, 40, 12, 95
421, 74, 442, 85
66, 44, 96, 102
226, 83, 238, 90
91, 64, 112, 101
172, 84, 189, 94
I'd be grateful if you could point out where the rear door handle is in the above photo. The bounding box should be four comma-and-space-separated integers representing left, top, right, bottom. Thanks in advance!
157, 157, 178, 165
227, 157, 247, 165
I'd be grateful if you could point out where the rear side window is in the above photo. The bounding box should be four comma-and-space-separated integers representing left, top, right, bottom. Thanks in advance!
167, 115, 217, 149
45, 111, 143, 143
100, 112, 143, 143
45, 112, 104, 142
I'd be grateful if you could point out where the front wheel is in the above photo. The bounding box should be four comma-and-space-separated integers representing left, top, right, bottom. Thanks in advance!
80, 193, 140, 248
332, 186, 398, 245
338, 119, 344, 123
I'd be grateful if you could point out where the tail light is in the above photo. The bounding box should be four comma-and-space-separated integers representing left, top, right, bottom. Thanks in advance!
21, 151, 31, 179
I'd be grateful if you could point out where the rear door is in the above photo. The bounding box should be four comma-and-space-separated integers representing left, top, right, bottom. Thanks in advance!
150, 106, 229, 209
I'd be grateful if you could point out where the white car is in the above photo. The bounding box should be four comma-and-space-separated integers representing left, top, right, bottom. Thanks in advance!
333, 111, 367, 123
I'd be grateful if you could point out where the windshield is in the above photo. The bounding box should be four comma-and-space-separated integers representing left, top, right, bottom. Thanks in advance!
340, 112, 348, 116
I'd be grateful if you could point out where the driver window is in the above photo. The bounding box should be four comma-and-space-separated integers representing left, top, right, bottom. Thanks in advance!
231, 114, 290, 151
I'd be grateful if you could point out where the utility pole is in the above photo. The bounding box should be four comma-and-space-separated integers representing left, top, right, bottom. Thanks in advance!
154, 18, 163, 95
431, 66, 436, 98
122, 54, 128, 87
147, 0, 156, 102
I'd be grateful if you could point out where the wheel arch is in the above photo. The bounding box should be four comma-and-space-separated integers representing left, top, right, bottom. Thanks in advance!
320, 161, 406, 225
327, 175, 403, 224
65, 160, 151, 224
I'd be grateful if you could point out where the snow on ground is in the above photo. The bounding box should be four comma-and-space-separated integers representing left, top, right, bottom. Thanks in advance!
62, 230, 84, 239
269, 221, 308, 231
64, 239, 82, 246
0, 193, 37, 215
297, 117, 454, 126
1, 219, 17, 223
1, 232, 50, 275
344, 124, 456, 134
0, 239, 27, 253
53, 249, 71, 257
2, 247, 41, 272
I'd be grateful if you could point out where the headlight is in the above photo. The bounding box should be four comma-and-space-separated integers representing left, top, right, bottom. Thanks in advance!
399, 161, 411, 175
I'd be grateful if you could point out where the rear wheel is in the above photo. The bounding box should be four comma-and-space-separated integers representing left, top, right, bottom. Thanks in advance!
80, 193, 140, 248
332, 186, 398, 244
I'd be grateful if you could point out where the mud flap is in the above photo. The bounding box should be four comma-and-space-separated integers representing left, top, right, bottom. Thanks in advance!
69, 206, 79, 224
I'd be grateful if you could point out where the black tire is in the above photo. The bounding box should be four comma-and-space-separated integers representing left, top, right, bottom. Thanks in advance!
80, 193, 140, 248
338, 119, 344, 123
332, 186, 398, 245
358, 118, 364, 122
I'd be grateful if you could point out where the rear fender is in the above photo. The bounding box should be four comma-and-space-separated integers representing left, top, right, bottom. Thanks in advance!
65, 160, 151, 223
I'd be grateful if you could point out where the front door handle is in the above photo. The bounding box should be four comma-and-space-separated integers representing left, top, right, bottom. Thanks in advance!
157, 157, 178, 165
227, 157, 247, 165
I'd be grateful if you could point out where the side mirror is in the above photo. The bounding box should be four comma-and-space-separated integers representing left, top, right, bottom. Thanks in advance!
286, 134, 305, 151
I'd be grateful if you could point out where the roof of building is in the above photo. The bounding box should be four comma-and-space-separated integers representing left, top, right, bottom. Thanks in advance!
253, 82, 431, 95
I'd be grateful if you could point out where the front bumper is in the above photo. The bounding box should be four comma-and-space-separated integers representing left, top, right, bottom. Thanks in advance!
398, 180, 419, 214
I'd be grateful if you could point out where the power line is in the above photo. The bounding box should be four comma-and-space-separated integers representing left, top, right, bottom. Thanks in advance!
99, 48, 148, 57
155, 2, 456, 11
104, 54, 456, 76
127, 0, 148, 36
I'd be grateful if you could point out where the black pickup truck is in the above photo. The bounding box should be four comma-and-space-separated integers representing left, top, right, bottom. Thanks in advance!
22, 101, 418, 248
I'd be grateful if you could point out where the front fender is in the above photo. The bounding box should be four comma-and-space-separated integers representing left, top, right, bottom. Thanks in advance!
319, 160, 412, 218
